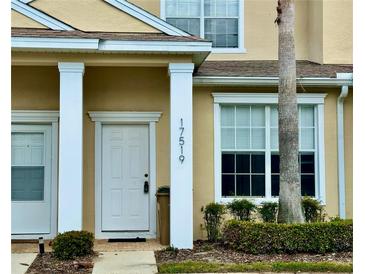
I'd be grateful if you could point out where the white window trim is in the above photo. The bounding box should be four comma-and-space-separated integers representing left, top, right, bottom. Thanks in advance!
213, 93, 327, 205
89, 111, 162, 239
11, 110, 59, 240
160, 0, 246, 53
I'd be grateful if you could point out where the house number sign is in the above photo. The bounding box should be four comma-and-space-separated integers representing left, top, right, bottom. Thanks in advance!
179, 118, 185, 163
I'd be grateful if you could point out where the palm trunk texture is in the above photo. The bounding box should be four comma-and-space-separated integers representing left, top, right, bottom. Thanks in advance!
276, 0, 305, 223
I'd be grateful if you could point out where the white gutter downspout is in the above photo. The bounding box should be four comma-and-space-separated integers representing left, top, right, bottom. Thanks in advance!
336, 73, 352, 219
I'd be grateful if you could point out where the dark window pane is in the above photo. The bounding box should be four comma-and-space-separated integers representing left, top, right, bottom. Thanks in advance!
222, 175, 235, 196
236, 154, 249, 173
271, 175, 280, 196
300, 153, 315, 173
222, 153, 235, 173
12, 166, 44, 201
301, 175, 315, 196
252, 175, 265, 196
251, 154, 265, 173
271, 154, 280, 173
236, 175, 250, 196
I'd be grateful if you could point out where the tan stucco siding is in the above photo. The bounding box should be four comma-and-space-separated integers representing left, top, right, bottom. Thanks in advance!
11, 66, 353, 238
11, 10, 48, 29
82, 67, 170, 232
323, 0, 353, 64
207, 0, 308, 61
344, 90, 353, 218
128, 0, 160, 17
307, 0, 324, 64
11, 66, 59, 110
30, 0, 161, 33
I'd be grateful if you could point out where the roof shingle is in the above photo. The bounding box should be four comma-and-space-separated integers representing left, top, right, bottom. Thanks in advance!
195, 60, 353, 78
11, 27, 206, 42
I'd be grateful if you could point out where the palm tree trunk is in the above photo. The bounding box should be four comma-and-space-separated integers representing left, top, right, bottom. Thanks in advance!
276, 0, 305, 223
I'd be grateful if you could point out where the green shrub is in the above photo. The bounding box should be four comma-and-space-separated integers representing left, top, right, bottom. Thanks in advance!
258, 202, 278, 223
52, 230, 94, 260
222, 220, 352, 254
226, 199, 256, 221
202, 203, 226, 242
302, 197, 324, 222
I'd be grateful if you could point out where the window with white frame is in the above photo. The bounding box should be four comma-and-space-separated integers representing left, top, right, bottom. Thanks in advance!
164, 0, 241, 49
214, 93, 326, 202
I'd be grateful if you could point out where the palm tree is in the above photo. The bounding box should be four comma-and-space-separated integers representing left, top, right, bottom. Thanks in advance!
275, 0, 305, 223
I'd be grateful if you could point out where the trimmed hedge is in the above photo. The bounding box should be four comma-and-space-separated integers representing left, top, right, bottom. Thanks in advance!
52, 230, 94, 260
222, 220, 352, 254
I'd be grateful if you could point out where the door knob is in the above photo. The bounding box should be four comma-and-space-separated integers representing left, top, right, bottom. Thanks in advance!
144, 181, 149, 193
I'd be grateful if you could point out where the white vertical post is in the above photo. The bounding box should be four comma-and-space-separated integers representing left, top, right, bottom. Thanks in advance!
58, 62, 85, 232
168, 63, 194, 249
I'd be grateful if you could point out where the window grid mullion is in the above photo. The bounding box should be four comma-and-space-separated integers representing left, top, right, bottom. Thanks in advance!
314, 105, 319, 199
265, 106, 272, 198
249, 154, 252, 196
200, 0, 205, 38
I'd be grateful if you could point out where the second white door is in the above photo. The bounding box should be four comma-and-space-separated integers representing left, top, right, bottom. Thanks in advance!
101, 125, 149, 231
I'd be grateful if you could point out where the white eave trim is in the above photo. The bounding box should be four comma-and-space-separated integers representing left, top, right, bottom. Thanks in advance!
212, 93, 327, 105
12, 110, 59, 123
88, 111, 162, 123
11, 37, 212, 64
11, 0, 74, 31
12, 37, 100, 50
12, 37, 211, 52
194, 76, 353, 87
104, 0, 190, 36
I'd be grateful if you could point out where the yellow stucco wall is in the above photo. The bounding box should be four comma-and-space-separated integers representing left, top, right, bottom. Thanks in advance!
82, 67, 170, 232
11, 66, 353, 238
129, 0, 160, 17
307, 0, 323, 64
11, 66, 59, 110
30, 0, 160, 33
344, 90, 353, 218
11, 10, 48, 29
322, 0, 353, 64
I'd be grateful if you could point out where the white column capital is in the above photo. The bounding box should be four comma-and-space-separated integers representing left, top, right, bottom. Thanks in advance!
168, 63, 194, 75
58, 62, 85, 74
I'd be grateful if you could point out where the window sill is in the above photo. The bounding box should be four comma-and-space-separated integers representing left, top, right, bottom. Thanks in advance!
218, 197, 325, 206
211, 47, 247, 54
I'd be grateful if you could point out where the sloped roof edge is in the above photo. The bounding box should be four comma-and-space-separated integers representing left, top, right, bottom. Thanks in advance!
104, 0, 190, 36
11, 0, 74, 30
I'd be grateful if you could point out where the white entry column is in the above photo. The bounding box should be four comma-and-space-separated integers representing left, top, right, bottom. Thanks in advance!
168, 63, 194, 249
58, 62, 85, 232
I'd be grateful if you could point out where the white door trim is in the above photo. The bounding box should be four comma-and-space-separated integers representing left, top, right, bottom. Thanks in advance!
11, 110, 59, 240
89, 111, 161, 239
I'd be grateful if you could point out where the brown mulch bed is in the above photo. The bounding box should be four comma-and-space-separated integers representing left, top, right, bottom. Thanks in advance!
25, 252, 97, 274
155, 240, 352, 264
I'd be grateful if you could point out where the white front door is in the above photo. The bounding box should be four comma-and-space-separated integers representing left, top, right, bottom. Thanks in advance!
101, 125, 150, 231
11, 125, 52, 235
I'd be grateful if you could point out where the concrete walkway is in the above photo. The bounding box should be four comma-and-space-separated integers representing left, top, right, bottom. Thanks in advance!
92, 251, 158, 274
11, 253, 37, 274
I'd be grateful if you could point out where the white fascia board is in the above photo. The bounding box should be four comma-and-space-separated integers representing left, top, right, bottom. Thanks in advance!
12, 37, 99, 50
98, 40, 211, 53
11, 37, 212, 63
11, 0, 74, 30
104, 0, 190, 36
212, 93, 327, 105
194, 76, 353, 87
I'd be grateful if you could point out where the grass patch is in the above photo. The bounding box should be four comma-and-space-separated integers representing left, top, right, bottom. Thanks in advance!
158, 261, 352, 273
